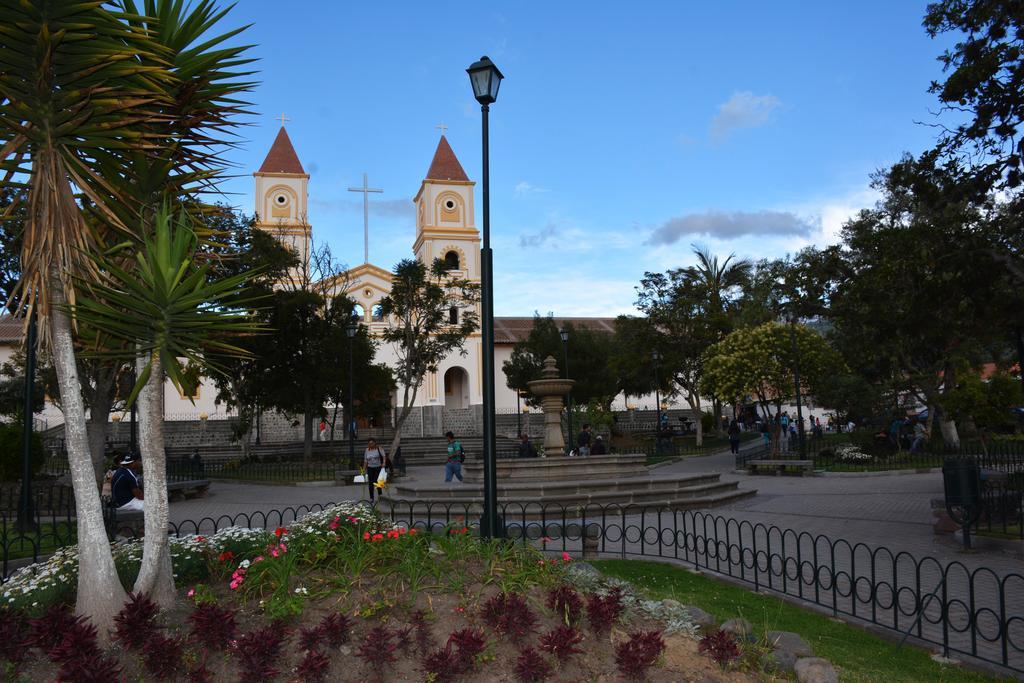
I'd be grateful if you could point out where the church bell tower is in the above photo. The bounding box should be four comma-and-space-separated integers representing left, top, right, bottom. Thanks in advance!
254, 125, 311, 281
413, 135, 479, 281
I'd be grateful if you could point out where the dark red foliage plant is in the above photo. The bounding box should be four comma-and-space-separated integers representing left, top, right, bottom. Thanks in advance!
537, 624, 584, 662
0, 610, 30, 666
113, 592, 161, 651
142, 632, 185, 679
545, 584, 583, 625
318, 612, 352, 647
585, 587, 625, 634
615, 630, 666, 680
298, 625, 324, 652
447, 627, 487, 672
55, 652, 123, 683
355, 625, 398, 677
46, 615, 99, 667
481, 592, 537, 642
27, 604, 76, 652
410, 609, 434, 654
698, 629, 740, 669
234, 625, 288, 680
513, 646, 553, 683
187, 603, 237, 650
186, 659, 214, 683
296, 649, 331, 682
422, 643, 461, 682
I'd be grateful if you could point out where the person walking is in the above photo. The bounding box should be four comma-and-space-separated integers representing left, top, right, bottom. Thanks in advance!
910, 420, 928, 453
779, 412, 790, 452
517, 433, 537, 458
444, 431, 465, 483
363, 438, 387, 503
577, 424, 592, 457
727, 419, 741, 454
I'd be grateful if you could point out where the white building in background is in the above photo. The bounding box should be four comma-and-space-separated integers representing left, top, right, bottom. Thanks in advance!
0, 127, 684, 433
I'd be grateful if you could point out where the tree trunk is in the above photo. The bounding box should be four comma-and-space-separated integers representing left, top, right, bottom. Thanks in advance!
133, 354, 176, 607
939, 415, 960, 448
303, 399, 314, 460
388, 383, 418, 457
687, 392, 703, 447
86, 367, 116, 487
712, 398, 724, 438
50, 299, 127, 640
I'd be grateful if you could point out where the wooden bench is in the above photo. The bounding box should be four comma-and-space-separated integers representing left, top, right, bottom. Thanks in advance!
746, 459, 814, 476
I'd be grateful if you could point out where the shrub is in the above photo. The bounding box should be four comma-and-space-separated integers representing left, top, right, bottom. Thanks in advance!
615, 630, 666, 680
114, 592, 161, 651
545, 584, 583, 625
299, 625, 324, 652
0, 424, 44, 481
296, 649, 331, 682
27, 604, 76, 652
234, 625, 288, 679
142, 632, 184, 679
585, 587, 624, 634
187, 603, 237, 650
356, 626, 398, 677
0, 610, 29, 666
318, 612, 352, 647
537, 625, 584, 662
186, 660, 214, 683
410, 609, 434, 654
46, 615, 99, 667
481, 592, 537, 642
422, 644, 461, 682
513, 647, 553, 682
448, 627, 487, 671
55, 652, 123, 683
698, 629, 740, 669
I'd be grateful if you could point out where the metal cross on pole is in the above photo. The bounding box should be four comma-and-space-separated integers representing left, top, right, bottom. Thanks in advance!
347, 173, 383, 264
435, 123, 449, 135
277, 113, 290, 126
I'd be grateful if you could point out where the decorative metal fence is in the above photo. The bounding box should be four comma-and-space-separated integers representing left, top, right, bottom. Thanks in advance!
3, 499, 1021, 675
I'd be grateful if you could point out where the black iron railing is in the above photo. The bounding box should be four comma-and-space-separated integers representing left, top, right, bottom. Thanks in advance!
4, 498, 1022, 675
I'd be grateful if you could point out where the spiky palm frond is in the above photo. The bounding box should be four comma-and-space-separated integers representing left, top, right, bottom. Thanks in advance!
73, 206, 262, 403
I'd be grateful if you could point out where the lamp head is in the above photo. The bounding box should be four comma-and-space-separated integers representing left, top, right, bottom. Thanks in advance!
467, 55, 504, 105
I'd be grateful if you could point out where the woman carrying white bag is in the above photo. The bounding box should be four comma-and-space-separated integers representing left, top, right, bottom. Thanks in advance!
362, 438, 389, 503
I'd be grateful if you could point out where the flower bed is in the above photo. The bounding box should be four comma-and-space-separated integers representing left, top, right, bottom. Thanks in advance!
1, 501, 771, 681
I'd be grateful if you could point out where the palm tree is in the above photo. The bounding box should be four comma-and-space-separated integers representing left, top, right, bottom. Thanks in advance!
688, 246, 751, 435
0, 0, 167, 634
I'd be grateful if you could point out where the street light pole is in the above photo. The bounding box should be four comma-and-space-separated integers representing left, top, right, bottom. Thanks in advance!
468, 56, 504, 539
516, 390, 521, 437
652, 349, 662, 434
15, 309, 37, 532
559, 328, 573, 455
347, 321, 358, 469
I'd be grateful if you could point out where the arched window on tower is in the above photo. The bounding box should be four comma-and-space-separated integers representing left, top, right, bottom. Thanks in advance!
444, 250, 460, 270
352, 304, 365, 321
371, 304, 384, 322
449, 306, 459, 325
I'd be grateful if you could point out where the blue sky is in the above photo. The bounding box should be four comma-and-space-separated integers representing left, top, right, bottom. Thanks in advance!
214, 1, 957, 316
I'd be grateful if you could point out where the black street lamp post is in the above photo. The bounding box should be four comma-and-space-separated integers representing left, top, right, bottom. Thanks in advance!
559, 327, 573, 455
346, 321, 358, 469
15, 310, 38, 532
467, 55, 503, 539
652, 349, 662, 433
516, 390, 522, 437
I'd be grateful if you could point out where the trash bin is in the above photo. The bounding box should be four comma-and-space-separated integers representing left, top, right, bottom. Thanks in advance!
942, 457, 982, 549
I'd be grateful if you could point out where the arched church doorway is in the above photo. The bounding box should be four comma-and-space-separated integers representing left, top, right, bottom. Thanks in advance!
443, 367, 470, 410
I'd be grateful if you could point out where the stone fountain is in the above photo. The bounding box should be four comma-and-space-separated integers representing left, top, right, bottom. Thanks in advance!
526, 356, 575, 455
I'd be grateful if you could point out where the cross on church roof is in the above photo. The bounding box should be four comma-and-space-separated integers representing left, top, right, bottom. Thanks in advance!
435, 123, 448, 135
277, 113, 290, 126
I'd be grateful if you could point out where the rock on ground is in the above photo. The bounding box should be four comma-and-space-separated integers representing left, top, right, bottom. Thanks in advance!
795, 657, 838, 683
767, 630, 814, 657
720, 617, 753, 639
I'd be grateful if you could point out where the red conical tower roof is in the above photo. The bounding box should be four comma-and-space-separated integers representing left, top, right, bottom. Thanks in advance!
425, 135, 469, 182
258, 127, 305, 174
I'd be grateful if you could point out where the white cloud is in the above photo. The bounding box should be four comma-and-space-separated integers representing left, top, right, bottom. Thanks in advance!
494, 271, 639, 317
710, 91, 781, 141
514, 181, 549, 197
646, 210, 819, 245
784, 186, 880, 249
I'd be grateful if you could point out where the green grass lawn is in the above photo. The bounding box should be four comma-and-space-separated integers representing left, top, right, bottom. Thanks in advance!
2, 521, 76, 560
591, 559, 1007, 682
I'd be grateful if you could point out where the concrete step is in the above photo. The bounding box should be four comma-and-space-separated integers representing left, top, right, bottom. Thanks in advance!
391, 472, 723, 499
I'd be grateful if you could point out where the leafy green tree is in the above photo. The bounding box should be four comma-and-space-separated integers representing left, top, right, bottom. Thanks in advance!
378, 258, 479, 453
942, 367, 1022, 453
502, 314, 616, 407
701, 322, 843, 452
607, 315, 662, 402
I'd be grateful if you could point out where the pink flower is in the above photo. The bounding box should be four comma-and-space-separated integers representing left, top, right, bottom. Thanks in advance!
538, 560, 546, 566
187, 588, 195, 598
409, 529, 417, 536
363, 532, 371, 541
561, 552, 572, 562
270, 548, 279, 558
279, 543, 287, 552
229, 580, 240, 590
254, 556, 264, 563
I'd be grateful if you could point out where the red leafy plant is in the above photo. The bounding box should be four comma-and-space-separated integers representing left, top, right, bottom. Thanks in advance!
546, 584, 583, 625
44, 614, 123, 683
27, 604, 76, 652
513, 646, 553, 682
586, 587, 625, 634
698, 629, 740, 669
296, 649, 331, 682
186, 659, 214, 683
299, 624, 325, 652
410, 609, 434, 654
0, 610, 30, 667
615, 630, 666, 680
234, 625, 289, 680
143, 632, 185, 679
113, 592, 161, 651
538, 624, 584, 662
187, 602, 238, 650
423, 627, 489, 680
356, 625, 400, 678
319, 612, 352, 647
482, 592, 537, 642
